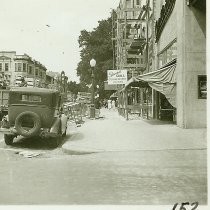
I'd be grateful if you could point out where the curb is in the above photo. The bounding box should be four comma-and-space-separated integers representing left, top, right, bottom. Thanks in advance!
62, 128, 104, 155
62, 145, 104, 155
62, 147, 97, 155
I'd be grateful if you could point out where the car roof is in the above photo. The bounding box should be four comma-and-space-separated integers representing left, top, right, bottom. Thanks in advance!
10, 87, 59, 94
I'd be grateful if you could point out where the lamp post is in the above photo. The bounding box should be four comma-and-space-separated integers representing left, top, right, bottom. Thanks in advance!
89, 58, 96, 119
61, 71, 65, 93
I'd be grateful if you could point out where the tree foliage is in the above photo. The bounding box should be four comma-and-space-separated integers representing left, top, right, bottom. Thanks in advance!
76, 16, 114, 99
67, 81, 87, 95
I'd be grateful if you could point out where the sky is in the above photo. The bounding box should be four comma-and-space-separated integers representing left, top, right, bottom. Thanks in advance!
0, 0, 119, 83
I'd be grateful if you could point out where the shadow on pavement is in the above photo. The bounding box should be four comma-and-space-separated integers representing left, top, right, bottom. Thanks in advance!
142, 119, 175, 125
4, 130, 83, 151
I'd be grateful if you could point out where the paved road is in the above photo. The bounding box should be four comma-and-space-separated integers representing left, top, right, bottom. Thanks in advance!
0, 144, 207, 205
0, 116, 207, 205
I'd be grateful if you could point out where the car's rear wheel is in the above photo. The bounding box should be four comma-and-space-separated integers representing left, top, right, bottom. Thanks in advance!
4, 134, 14, 145
15, 111, 41, 137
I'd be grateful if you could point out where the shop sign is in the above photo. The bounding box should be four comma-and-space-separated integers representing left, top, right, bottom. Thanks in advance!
198, 75, 207, 99
107, 70, 127, 85
104, 81, 124, 90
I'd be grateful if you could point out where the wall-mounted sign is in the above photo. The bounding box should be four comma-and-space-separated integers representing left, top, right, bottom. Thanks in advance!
107, 70, 127, 85
198, 75, 207, 99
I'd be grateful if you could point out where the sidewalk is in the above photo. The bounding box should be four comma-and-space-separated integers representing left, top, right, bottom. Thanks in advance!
62, 108, 207, 154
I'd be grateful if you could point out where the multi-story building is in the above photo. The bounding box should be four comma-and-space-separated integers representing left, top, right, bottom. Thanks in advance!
115, 0, 206, 128
114, 0, 154, 119
0, 51, 47, 87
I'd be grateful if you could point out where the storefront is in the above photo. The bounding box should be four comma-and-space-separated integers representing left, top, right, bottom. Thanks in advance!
155, 0, 206, 128
120, 58, 176, 122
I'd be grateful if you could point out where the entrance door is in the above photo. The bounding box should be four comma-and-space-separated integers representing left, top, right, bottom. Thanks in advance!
159, 93, 175, 121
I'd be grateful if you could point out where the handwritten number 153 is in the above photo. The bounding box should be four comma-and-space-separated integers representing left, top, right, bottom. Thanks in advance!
172, 202, 199, 210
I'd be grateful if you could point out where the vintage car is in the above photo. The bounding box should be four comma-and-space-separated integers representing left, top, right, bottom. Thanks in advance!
0, 87, 68, 147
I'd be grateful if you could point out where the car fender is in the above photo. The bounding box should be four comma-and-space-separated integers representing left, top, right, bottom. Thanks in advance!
50, 117, 61, 134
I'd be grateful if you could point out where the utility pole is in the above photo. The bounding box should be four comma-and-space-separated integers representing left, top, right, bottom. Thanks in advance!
146, 0, 150, 119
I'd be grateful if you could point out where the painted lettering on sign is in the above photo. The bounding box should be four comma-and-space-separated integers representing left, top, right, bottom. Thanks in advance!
107, 70, 127, 85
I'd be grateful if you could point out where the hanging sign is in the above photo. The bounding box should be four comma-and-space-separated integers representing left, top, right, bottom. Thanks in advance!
107, 70, 127, 85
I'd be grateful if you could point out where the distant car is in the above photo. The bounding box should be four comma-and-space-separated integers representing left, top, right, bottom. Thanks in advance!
25, 78, 34, 87
0, 87, 68, 147
15, 81, 21, 86
15, 76, 23, 86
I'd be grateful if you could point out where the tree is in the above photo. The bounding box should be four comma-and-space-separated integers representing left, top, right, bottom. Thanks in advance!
76, 16, 114, 99
67, 81, 87, 95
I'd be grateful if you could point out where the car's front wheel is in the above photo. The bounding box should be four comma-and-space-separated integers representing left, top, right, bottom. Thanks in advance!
4, 134, 14, 145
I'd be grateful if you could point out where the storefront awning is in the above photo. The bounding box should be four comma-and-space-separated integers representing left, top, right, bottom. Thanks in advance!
122, 59, 177, 107
110, 92, 118, 99
121, 77, 149, 92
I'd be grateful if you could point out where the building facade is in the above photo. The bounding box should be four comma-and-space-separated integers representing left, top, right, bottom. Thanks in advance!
0, 51, 47, 88
153, 0, 206, 128
114, 0, 155, 119
114, 0, 206, 128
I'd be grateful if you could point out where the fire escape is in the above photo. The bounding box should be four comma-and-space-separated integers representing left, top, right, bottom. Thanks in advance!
113, 0, 153, 80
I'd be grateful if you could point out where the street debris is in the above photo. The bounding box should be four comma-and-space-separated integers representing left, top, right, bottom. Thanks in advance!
16, 151, 43, 158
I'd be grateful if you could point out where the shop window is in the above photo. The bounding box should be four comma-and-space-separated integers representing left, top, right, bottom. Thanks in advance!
158, 40, 177, 68
198, 75, 207, 99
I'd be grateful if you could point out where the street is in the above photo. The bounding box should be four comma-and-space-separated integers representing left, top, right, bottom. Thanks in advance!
0, 0, 207, 208
0, 110, 207, 205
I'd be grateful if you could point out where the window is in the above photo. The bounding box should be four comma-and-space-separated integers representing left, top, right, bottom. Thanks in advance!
158, 40, 177, 68
23, 63, 26, 72
198, 75, 207, 99
18, 63, 22, 72
21, 94, 42, 102
29, 66, 32, 74
136, 0, 140, 5
0, 63, 2, 71
15, 63, 22, 72
35, 69, 38, 76
5, 63, 9, 71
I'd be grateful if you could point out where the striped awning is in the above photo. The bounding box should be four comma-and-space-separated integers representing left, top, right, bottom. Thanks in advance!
122, 59, 177, 107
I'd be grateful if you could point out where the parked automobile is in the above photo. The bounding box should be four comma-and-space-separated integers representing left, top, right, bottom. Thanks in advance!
0, 87, 68, 147
0, 89, 9, 120
15, 76, 24, 87
25, 78, 34, 87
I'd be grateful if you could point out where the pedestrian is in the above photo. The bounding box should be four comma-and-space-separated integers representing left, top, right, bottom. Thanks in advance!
107, 99, 112, 110
115, 99, 118, 107
95, 98, 101, 109
104, 99, 108, 108
111, 100, 116, 110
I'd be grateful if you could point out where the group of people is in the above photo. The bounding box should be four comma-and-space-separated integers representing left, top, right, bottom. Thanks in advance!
106, 99, 116, 110
97, 98, 118, 110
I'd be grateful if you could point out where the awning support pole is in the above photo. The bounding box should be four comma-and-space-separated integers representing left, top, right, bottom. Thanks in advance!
125, 90, 129, 120
146, 88, 149, 119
